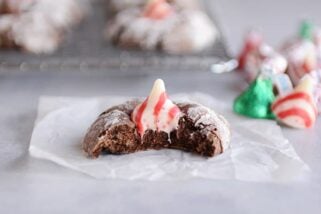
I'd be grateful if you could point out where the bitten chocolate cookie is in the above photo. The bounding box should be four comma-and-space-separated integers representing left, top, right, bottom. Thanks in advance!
83, 79, 230, 158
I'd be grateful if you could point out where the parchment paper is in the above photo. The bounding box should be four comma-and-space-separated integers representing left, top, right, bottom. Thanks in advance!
29, 93, 309, 182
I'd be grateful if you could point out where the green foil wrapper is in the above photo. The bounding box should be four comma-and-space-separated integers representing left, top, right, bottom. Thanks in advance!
299, 20, 314, 41
233, 78, 275, 119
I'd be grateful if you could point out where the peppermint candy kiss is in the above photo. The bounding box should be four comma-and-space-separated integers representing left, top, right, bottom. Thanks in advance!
272, 75, 317, 129
143, 0, 173, 20
132, 79, 181, 136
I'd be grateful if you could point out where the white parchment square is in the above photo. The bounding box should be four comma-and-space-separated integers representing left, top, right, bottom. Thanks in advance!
29, 93, 309, 182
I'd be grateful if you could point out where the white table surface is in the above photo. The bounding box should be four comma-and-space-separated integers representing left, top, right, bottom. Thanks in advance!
1, 1, 321, 213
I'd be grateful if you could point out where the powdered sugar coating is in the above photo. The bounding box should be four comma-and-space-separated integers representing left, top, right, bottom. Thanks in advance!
11, 12, 62, 54
0, 14, 14, 32
184, 102, 231, 151
34, 0, 85, 28
103, 110, 135, 129
162, 10, 217, 54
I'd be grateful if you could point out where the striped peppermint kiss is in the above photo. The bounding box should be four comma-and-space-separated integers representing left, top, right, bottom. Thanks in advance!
271, 76, 317, 129
132, 79, 181, 136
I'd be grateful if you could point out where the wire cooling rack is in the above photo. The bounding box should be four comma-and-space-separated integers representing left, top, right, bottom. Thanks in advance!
0, 0, 230, 74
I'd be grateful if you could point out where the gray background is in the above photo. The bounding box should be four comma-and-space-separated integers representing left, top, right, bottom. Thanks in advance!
1, 0, 321, 213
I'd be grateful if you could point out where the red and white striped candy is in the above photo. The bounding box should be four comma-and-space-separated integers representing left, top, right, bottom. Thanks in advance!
238, 31, 263, 70
132, 79, 181, 136
271, 76, 317, 128
238, 31, 265, 81
309, 70, 321, 114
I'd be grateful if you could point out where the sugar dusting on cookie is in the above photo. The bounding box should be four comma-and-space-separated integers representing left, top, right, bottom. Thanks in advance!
186, 104, 231, 152
132, 79, 181, 136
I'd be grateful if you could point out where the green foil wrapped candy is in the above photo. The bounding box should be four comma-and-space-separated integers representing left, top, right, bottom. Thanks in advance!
299, 20, 314, 41
233, 78, 275, 119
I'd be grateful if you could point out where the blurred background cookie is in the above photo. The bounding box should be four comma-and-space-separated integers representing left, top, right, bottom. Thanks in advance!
105, 0, 218, 54
0, 0, 87, 53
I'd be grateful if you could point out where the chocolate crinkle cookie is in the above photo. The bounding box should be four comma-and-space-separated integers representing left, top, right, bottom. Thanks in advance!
105, 0, 218, 54
0, 0, 87, 53
83, 79, 230, 158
